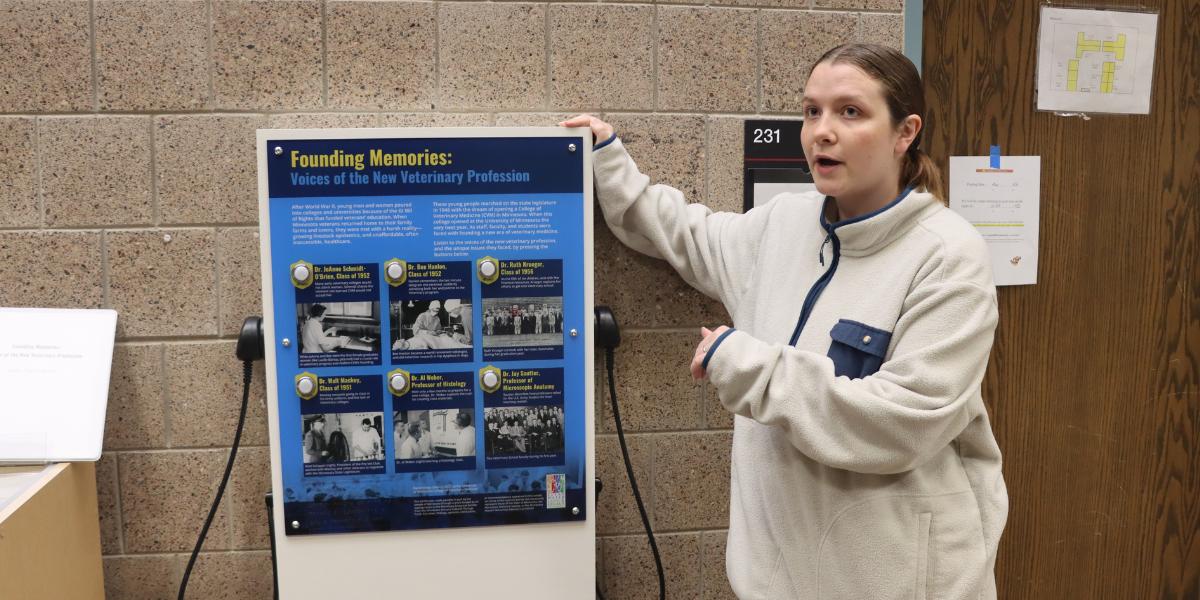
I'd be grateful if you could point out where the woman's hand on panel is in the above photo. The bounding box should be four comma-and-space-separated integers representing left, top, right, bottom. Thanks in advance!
559, 114, 614, 145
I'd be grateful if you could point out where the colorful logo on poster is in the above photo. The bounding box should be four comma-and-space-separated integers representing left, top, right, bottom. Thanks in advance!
546, 474, 566, 509
383, 258, 408, 286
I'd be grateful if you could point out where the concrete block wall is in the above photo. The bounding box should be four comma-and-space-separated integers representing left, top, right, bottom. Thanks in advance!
0, 0, 904, 597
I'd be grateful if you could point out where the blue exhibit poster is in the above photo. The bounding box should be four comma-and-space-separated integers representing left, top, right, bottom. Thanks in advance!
265, 133, 588, 535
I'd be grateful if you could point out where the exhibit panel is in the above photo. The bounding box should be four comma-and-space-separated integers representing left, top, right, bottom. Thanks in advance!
256, 127, 594, 598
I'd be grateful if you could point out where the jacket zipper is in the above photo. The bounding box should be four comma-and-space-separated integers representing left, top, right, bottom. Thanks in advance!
787, 225, 841, 346
787, 187, 913, 346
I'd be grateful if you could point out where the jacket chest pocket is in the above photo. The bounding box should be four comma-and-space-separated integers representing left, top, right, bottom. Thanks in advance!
826, 319, 891, 379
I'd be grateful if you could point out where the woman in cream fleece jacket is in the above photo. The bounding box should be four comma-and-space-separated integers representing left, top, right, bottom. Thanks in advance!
564, 43, 1007, 599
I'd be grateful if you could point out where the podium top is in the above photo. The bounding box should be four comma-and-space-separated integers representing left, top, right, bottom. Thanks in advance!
0, 464, 64, 521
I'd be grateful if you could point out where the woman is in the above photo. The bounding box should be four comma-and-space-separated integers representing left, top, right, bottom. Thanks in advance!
563, 43, 1007, 599
300, 304, 347, 353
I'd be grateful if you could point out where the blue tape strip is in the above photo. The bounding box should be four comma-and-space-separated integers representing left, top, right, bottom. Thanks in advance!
990, 145, 1001, 169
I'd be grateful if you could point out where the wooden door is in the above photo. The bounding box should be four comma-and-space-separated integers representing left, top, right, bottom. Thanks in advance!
923, 1, 1198, 598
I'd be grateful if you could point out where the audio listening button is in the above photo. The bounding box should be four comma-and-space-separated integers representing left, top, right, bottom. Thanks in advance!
390, 373, 407, 393
386, 262, 405, 280
292, 264, 311, 282
481, 370, 499, 389
296, 375, 315, 396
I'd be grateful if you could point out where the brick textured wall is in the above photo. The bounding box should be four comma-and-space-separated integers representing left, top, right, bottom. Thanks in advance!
0, 0, 903, 597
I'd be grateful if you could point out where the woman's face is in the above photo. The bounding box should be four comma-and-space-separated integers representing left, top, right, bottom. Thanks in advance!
801, 62, 915, 214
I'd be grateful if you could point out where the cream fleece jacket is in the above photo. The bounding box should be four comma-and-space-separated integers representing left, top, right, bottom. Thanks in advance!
594, 138, 1008, 600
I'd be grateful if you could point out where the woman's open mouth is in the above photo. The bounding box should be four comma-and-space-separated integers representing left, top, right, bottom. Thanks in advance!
814, 157, 843, 175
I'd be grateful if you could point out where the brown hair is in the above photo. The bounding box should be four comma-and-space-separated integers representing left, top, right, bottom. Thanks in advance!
810, 43, 945, 202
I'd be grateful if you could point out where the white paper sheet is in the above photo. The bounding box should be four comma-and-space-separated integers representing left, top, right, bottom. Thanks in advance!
949, 156, 1041, 287
1036, 7, 1158, 114
0, 308, 117, 462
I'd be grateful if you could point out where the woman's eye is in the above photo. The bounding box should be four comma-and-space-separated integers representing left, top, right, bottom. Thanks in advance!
803, 106, 819, 118
843, 106, 860, 118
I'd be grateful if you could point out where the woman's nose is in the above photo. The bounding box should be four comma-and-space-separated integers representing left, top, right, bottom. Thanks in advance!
809, 117, 835, 145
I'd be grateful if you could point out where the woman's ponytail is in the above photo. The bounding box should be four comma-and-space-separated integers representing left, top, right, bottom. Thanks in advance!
902, 147, 945, 204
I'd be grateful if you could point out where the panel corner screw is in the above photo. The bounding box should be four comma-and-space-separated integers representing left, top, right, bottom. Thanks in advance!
568, 143, 577, 153
571, 506, 580, 515
569, 328, 578, 337
274, 146, 283, 156
290, 520, 300, 529
282, 338, 291, 348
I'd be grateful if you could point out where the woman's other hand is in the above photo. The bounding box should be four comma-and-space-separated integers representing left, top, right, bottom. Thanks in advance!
559, 114, 614, 145
691, 325, 731, 380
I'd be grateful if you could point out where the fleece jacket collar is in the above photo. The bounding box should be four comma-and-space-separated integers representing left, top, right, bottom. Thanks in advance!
820, 189, 942, 257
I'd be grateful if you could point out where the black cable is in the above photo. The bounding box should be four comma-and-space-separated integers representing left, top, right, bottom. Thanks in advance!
605, 346, 665, 600
265, 492, 279, 600
178, 360, 253, 600
596, 478, 606, 600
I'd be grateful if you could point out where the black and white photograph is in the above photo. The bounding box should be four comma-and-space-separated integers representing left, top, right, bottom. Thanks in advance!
394, 408, 477, 459
295, 301, 381, 354
483, 405, 565, 457
480, 297, 564, 349
389, 298, 474, 351
301, 412, 385, 463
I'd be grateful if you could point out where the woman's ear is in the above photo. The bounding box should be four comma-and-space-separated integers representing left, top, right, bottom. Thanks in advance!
896, 114, 922, 155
